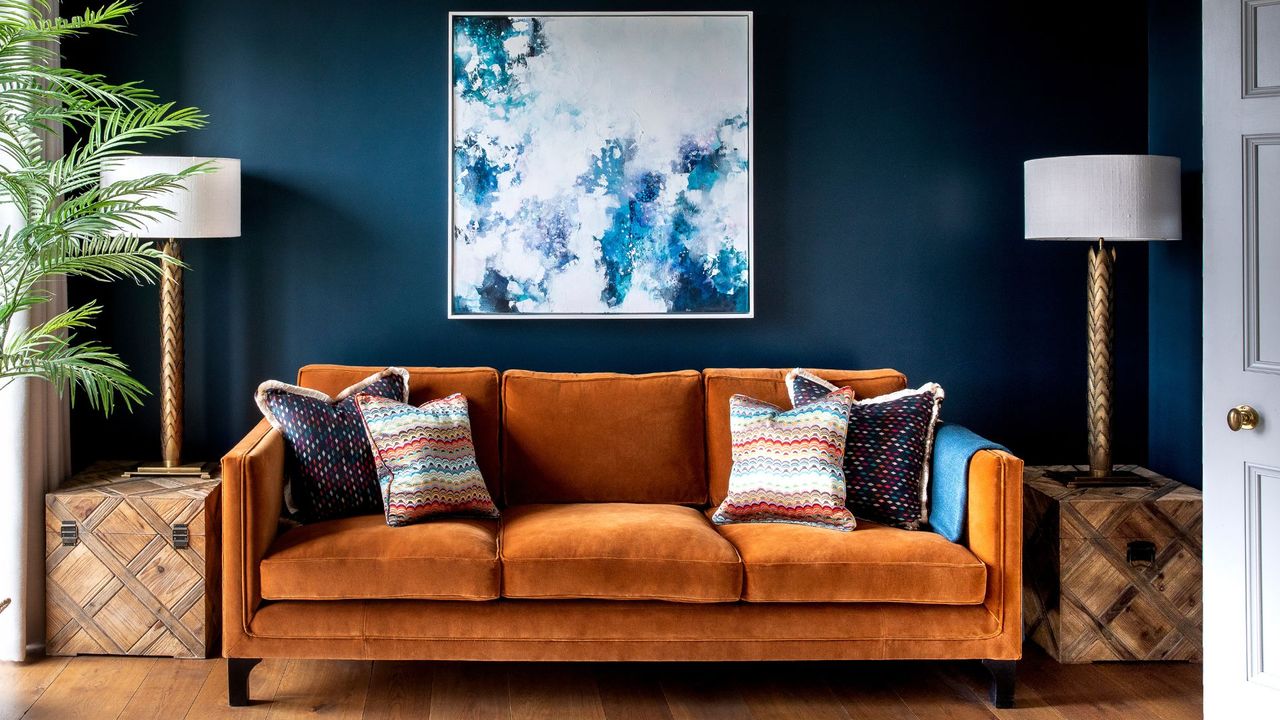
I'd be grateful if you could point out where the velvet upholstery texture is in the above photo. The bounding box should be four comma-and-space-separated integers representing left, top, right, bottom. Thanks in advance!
222, 366, 1023, 668
222, 419, 284, 642
260, 514, 500, 600
502, 370, 707, 504
714, 519, 986, 603
237, 599, 1009, 661
500, 503, 742, 602
704, 368, 908, 505
296, 365, 503, 503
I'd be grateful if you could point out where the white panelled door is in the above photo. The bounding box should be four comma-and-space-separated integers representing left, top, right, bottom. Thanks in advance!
1204, 0, 1280, 716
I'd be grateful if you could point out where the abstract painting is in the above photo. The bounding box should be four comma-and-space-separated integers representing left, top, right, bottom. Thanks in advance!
449, 12, 753, 318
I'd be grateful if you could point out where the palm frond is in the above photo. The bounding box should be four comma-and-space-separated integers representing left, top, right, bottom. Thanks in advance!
0, 2, 209, 417
0, 310, 150, 414
34, 235, 170, 283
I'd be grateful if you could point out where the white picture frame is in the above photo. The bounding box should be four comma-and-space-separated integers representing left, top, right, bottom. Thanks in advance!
447, 11, 754, 320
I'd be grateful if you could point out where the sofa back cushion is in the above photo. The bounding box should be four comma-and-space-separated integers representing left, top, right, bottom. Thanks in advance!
703, 368, 908, 506
296, 365, 502, 503
502, 370, 707, 504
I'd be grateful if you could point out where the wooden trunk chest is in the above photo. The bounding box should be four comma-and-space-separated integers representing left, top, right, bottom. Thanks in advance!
45, 461, 220, 658
1023, 465, 1202, 663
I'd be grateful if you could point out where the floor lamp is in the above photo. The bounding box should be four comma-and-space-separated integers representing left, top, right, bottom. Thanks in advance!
101, 156, 241, 478
1024, 155, 1181, 486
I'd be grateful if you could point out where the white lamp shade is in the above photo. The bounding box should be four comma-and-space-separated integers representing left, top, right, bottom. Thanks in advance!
1024, 154, 1181, 241
100, 156, 241, 238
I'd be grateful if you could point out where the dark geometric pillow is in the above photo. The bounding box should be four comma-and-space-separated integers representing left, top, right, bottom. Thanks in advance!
786, 369, 944, 530
255, 368, 409, 522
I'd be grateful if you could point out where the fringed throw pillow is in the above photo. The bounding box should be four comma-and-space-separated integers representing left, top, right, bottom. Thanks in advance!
786, 368, 944, 529
354, 393, 499, 526
255, 367, 409, 521
712, 386, 856, 531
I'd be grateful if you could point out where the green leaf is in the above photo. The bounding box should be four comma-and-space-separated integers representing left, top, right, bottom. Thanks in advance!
0, 1, 208, 418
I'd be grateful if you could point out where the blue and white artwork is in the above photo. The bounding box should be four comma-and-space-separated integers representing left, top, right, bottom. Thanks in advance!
449, 13, 753, 318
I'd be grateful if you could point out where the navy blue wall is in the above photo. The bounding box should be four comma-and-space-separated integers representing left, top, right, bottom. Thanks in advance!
1147, 0, 1202, 488
66, 0, 1152, 469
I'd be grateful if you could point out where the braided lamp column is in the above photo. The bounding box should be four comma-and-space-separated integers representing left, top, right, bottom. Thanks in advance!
158, 238, 186, 470
1023, 155, 1181, 486
1086, 240, 1115, 478
100, 156, 241, 478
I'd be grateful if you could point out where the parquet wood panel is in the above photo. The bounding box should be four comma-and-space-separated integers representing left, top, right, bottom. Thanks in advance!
44, 462, 220, 659
1023, 465, 1202, 663
0, 650, 1202, 720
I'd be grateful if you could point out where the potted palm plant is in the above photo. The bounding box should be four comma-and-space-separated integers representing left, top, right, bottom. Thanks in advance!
0, 2, 210, 617
0, 1, 209, 411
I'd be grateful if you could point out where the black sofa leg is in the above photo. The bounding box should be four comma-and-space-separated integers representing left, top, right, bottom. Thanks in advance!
228, 657, 262, 707
981, 659, 1016, 709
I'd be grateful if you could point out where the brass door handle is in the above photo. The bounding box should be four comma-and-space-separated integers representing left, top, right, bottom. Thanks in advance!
1228, 405, 1260, 431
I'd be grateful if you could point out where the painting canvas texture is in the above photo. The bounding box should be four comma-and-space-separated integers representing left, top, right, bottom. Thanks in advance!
450, 14, 752, 317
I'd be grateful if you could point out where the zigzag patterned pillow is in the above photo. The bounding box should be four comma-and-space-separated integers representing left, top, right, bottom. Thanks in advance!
787, 369, 943, 529
255, 367, 409, 521
712, 387, 856, 531
354, 393, 499, 526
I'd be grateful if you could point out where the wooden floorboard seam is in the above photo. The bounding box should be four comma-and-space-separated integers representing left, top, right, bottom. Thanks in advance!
3, 654, 1203, 720
9, 657, 68, 720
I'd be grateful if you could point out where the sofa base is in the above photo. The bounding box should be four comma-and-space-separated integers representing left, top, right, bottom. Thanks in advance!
226, 599, 1020, 662
228, 657, 261, 707
982, 658, 1017, 708
224, 599, 1023, 705
224, 654, 1017, 708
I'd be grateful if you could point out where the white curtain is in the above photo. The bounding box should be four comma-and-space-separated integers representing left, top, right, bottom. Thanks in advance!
0, 0, 69, 662
0, 319, 70, 661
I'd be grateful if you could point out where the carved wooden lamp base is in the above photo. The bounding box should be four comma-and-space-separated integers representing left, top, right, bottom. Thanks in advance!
124, 238, 210, 479
1048, 240, 1150, 489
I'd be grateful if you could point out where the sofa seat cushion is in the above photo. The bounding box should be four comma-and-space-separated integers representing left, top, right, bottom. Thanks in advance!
715, 519, 986, 604
260, 515, 500, 600
500, 504, 742, 603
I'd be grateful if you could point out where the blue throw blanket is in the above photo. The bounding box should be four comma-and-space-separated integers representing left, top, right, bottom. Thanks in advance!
929, 423, 1007, 543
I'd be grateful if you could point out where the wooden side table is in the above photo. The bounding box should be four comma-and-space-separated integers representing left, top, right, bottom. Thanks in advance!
1022, 465, 1202, 663
44, 461, 220, 658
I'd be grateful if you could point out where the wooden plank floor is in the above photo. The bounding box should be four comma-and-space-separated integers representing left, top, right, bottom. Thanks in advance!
0, 649, 1201, 720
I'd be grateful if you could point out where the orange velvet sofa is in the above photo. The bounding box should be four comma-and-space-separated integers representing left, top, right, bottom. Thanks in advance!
222, 366, 1023, 707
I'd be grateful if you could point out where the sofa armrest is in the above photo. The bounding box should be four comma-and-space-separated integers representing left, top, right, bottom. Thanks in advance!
966, 448, 1023, 656
221, 418, 285, 647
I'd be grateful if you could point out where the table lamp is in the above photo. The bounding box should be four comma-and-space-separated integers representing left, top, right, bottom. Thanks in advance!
1024, 154, 1181, 485
100, 156, 241, 477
